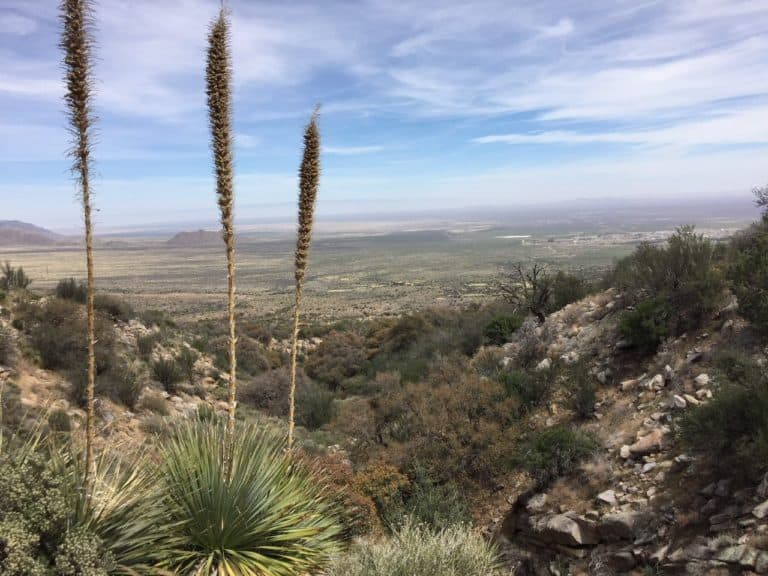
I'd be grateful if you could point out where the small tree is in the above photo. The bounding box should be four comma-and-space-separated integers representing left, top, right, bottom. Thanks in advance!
501, 263, 552, 323
0, 262, 31, 291
753, 183, 768, 214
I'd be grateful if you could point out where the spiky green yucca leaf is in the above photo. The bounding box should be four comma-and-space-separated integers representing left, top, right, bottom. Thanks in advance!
156, 420, 342, 575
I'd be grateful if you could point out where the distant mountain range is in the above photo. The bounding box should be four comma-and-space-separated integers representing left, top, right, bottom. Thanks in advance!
0, 221, 67, 246
165, 229, 221, 247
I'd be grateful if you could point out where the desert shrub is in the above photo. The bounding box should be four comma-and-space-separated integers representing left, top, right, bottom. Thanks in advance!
0, 443, 119, 575
94, 294, 134, 322
353, 461, 411, 517
396, 463, 470, 530
511, 317, 545, 368
0, 382, 24, 430
0, 290, 6, 301
23, 299, 116, 374
326, 518, 503, 576
566, 363, 597, 419
195, 403, 217, 423
239, 367, 308, 417
139, 394, 168, 415
342, 370, 401, 397
551, 271, 591, 311
497, 369, 551, 414
517, 425, 597, 487
384, 314, 428, 353
241, 320, 273, 345
99, 363, 143, 409
138, 309, 175, 328
484, 314, 523, 345
140, 414, 170, 436
136, 332, 159, 359
55, 277, 87, 303
728, 216, 768, 332
713, 348, 762, 385
151, 357, 183, 393
303, 452, 380, 539
47, 409, 71, 432
209, 334, 270, 375
619, 299, 668, 354
472, 347, 505, 378
678, 360, 768, 481
152, 420, 342, 574
0, 325, 13, 366
305, 331, 368, 389
0, 262, 31, 291
611, 226, 723, 333
298, 380, 337, 430
373, 368, 519, 487
177, 346, 199, 383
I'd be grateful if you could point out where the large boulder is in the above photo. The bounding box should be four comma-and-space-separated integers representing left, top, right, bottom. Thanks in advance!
628, 428, 669, 456
598, 512, 644, 542
529, 513, 600, 547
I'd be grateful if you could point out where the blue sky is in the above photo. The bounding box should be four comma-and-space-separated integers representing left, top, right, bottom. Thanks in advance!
1, 0, 767, 230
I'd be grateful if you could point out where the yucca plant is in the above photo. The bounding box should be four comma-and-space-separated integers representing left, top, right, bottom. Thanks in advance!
153, 420, 342, 575
288, 109, 321, 449
60, 0, 98, 494
206, 7, 238, 449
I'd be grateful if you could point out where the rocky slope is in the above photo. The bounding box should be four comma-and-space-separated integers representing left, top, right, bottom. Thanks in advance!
486, 290, 768, 575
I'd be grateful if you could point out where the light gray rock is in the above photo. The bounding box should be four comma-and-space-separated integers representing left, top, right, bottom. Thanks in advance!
535, 358, 552, 371
673, 394, 687, 409
753, 499, 768, 520
599, 512, 643, 542
694, 373, 711, 388
534, 513, 600, 547
629, 428, 668, 456
597, 489, 617, 506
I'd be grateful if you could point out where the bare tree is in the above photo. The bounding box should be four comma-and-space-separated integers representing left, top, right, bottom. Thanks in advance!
501, 263, 553, 323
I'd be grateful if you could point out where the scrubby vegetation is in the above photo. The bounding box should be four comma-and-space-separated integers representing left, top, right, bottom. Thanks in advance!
326, 518, 503, 576
678, 352, 768, 481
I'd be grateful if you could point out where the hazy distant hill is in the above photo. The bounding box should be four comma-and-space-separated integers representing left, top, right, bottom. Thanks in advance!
0, 220, 64, 246
166, 229, 221, 247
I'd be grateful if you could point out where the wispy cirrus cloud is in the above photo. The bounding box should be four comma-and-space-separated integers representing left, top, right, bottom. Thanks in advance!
1, 0, 767, 226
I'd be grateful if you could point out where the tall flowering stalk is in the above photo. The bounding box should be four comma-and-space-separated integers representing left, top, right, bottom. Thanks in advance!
206, 8, 238, 458
288, 109, 321, 450
60, 0, 98, 494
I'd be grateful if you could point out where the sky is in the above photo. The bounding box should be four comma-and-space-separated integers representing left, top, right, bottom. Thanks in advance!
1, 0, 767, 231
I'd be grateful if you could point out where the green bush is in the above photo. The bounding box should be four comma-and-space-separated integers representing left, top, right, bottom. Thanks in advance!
397, 463, 470, 530
0, 290, 6, 301
151, 357, 183, 393
0, 325, 12, 366
24, 299, 117, 374
139, 308, 175, 328
728, 216, 768, 331
136, 332, 159, 359
0, 262, 31, 291
517, 425, 597, 487
47, 409, 71, 432
55, 277, 87, 303
102, 364, 143, 409
305, 331, 368, 389
551, 271, 591, 311
497, 369, 551, 414
209, 334, 270, 375
326, 518, 503, 576
483, 314, 523, 346
177, 346, 199, 383
152, 421, 342, 575
139, 394, 168, 415
298, 380, 338, 430
567, 363, 597, 420
94, 294, 134, 322
678, 359, 768, 481
611, 226, 723, 334
619, 299, 668, 354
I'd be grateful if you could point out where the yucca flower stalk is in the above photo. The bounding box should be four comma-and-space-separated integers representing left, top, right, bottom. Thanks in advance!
206, 7, 238, 457
288, 108, 321, 450
60, 0, 98, 495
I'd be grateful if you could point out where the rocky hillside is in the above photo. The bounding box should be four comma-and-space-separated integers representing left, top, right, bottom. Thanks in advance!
165, 229, 221, 247
485, 290, 768, 575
